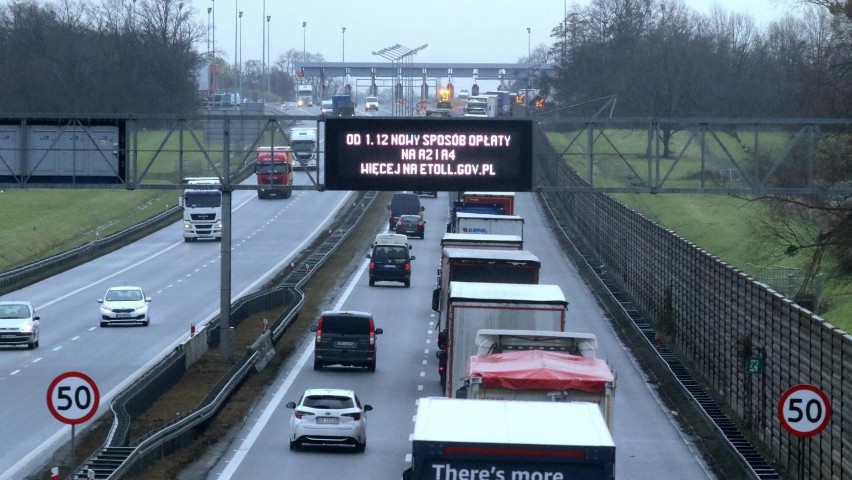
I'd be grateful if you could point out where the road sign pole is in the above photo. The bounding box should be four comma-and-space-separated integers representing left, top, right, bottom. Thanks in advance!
71, 424, 76, 466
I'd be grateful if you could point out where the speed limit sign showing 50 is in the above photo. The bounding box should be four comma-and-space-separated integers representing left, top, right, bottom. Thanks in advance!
46, 371, 100, 425
778, 384, 831, 438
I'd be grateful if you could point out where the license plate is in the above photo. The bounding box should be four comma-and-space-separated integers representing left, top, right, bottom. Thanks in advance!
117, 313, 131, 318
1, 334, 15, 339
336, 341, 356, 347
316, 417, 339, 424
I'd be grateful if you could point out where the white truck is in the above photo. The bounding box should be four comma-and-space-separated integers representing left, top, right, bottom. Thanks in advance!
464, 329, 616, 427
296, 84, 314, 106
454, 212, 524, 238
463, 95, 497, 118
403, 398, 616, 480
179, 177, 222, 242
440, 281, 568, 398
289, 127, 318, 169
440, 232, 523, 251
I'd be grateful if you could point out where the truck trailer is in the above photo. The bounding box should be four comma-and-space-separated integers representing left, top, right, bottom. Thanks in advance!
432, 248, 541, 320
454, 212, 524, 237
440, 281, 568, 397
403, 398, 615, 480
461, 191, 515, 215
440, 233, 523, 251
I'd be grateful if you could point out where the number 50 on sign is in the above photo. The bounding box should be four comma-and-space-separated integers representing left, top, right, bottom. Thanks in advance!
46, 371, 100, 425
777, 384, 832, 438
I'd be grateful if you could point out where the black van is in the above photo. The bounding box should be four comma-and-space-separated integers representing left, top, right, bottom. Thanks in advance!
387, 192, 422, 229
311, 311, 383, 372
367, 242, 416, 287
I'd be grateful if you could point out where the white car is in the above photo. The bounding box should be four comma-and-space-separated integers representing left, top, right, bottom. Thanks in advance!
286, 388, 372, 452
320, 100, 333, 116
98, 286, 151, 327
0, 301, 40, 349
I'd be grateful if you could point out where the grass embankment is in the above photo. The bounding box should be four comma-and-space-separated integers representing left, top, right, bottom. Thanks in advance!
547, 128, 852, 332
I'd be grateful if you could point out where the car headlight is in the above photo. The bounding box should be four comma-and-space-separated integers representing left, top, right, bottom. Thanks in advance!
101, 305, 113, 312
135, 305, 148, 313
183, 223, 192, 230
20, 323, 34, 333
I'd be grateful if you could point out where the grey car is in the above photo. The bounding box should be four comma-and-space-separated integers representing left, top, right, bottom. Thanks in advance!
311, 311, 383, 371
0, 301, 40, 349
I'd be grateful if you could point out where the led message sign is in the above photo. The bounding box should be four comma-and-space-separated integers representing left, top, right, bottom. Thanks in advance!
324, 117, 533, 192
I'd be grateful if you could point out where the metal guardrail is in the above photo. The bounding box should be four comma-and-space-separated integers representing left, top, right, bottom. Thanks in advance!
537, 192, 780, 480
69, 190, 378, 479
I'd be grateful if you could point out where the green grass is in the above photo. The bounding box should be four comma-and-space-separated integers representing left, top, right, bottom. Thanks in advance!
0, 188, 173, 270
547, 129, 852, 332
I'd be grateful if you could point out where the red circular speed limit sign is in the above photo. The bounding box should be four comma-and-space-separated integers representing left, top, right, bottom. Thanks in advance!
46, 371, 100, 425
778, 384, 831, 438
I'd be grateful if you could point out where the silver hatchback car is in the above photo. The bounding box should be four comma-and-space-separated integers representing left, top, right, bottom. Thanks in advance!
0, 301, 40, 349
286, 388, 372, 452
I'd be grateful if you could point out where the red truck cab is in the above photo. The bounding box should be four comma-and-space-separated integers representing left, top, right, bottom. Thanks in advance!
255, 146, 294, 199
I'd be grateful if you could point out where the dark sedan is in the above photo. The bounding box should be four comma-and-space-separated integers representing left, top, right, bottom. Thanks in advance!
395, 214, 425, 239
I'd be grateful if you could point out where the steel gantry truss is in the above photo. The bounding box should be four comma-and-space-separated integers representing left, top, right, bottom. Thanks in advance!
372, 43, 428, 117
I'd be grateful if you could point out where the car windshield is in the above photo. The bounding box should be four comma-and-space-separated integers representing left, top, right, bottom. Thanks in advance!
106, 289, 142, 302
366, 97, 378, 103
303, 395, 355, 409
0, 304, 29, 319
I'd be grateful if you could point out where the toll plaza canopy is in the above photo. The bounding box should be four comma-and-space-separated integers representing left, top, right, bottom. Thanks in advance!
298, 62, 555, 80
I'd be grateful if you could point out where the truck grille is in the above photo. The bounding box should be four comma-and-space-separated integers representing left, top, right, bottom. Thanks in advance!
191, 213, 216, 221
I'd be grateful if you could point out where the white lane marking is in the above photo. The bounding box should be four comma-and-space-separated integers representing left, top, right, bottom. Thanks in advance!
418, 385, 423, 391
88, 327, 96, 331
424, 349, 429, 354
52, 347, 62, 352
422, 360, 427, 365
10, 370, 20, 375
3, 192, 355, 480
71, 336, 80, 341
405, 453, 412, 463
208, 194, 361, 480
419, 371, 425, 377
32, 358, 42, 363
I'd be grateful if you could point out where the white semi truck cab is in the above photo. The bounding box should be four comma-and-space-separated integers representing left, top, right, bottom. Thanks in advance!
179, 177, 222, 242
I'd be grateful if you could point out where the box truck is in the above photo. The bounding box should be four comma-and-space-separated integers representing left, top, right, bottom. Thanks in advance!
439, 281, 568, 397
403, 398, 615, 480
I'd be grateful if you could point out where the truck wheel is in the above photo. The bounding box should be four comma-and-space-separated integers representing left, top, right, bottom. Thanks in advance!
313, 358, 322, 371
285, 190, 292, 199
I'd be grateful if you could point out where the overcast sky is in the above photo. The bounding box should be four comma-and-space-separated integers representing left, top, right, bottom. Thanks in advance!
191, 0, 800, 66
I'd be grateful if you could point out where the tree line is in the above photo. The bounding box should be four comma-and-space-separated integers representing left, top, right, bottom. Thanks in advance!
534, 0, 852, 291
0, 0, 325, 113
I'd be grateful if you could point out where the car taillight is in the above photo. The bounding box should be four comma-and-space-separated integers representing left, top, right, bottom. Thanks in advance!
438, 364, 445, 373
369, 320, 376, 347
369, 261, 376, 270
404, 263, 411, 271
396, 221, 403, 228
418, 221, 424, 227
315, 318, 323, 344
343, 412, 362, 421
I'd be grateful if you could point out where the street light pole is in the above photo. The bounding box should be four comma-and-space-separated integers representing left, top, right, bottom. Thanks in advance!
527, 27, 531, 59
267, 15, 271, 94
302, 21, 307, 64
233, 0, 238, 72
342, 27, 346, 62
262, 0, 266, 94
211, 0, 215, 59
238, 10, 242, 94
